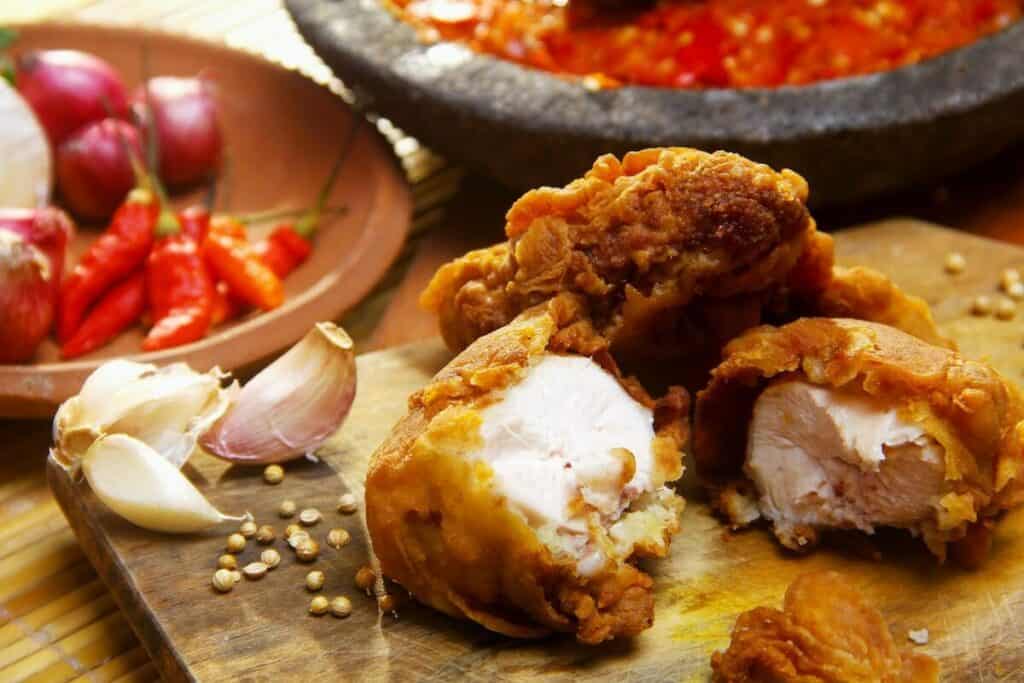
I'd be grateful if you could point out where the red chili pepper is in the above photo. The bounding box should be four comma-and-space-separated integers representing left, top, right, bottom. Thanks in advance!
253, 225, 313, 278
60, 271, 146, 359
178, 206, 211, 243
202, 216, 284, 311
57, 189, 157, 342
142, 233, 215, 352
210, 280, 244, 326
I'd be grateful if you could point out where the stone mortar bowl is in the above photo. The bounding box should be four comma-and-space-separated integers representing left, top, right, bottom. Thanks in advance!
287, 0, 1024, 206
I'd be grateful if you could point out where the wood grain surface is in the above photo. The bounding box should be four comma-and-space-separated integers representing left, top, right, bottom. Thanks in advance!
47, 219, 1024, 681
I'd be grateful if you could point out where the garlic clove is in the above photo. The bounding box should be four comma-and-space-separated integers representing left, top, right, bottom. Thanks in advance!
52, 361, 235, 475
201, 322, 356, 464
81, 433, 246, 533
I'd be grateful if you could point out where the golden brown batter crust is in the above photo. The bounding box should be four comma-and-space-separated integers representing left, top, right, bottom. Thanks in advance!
366, 294, 689, 643
711, 571, 939, 683
694, 318, 1024, 562
422, 148, 950, 383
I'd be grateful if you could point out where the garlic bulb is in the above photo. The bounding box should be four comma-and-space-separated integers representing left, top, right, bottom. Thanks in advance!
201, 322, 356, 464
52, 360, 235, 475
82, 434, 247, 533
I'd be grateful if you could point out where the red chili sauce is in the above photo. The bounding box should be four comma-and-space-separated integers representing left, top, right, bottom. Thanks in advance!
389, 0, 1022, 88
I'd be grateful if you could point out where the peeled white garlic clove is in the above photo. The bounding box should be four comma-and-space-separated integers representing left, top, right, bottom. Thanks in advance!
81, 434, 247, 533
201, 322, 356, 464
52, 360, 235, 475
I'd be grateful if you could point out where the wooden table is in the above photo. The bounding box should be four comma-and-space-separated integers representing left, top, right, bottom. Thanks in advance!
4, 2, 1024, 681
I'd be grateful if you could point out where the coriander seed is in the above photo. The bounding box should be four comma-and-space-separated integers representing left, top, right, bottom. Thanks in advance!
239, 520, 257, 538
309, 595, 329, 616
284, 523, 303, 539
1001, 268, 1021, 291
971, 295, 993, 316
256, 525, 276, 545
226, 533, 246, 553
330, 596, 352, 618
278, 500, 297, 518
243, 562, 268, 580
355, 565, 376, 593
996, 298, 1016, 320
327, 528, 350, 549
943, 252, 966, 275
264, 464, 284, 485
288, 530, 311, 549
217, 554, 238, 571
230, 570, 242, 583
337, 493, 358, 515
296, 539, 320, 562
299, 508, 321, 526
306, 570, 325, 592
261, 548, 281, 570
212, 569, 236, 593
1008, 281, 1024, 301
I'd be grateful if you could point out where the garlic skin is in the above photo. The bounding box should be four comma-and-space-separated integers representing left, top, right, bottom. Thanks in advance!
82, 434, 247, 533
52, 360, 235, 475
201, 322, 356, 464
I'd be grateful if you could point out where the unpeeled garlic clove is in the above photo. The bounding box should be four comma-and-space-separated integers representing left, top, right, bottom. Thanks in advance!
201, 322, 356, 464
52, 360, 235, 475
81, 433, 247, 533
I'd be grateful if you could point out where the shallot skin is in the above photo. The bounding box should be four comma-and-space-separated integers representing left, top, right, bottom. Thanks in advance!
16, 49, 129, 148
133, 76, 223, 187
56, 118, 144, 221
0, 231, 55, 363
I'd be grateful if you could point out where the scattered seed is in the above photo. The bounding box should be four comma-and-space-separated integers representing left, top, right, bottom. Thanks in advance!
288, 531, 311, 549
355, 565, 376, 594
996, 298, 1016, 320
306, 570, 325, 592
330, 596, 352, 618
243, 562, 268, 580
327, 528, 350, 549
296, 539, 320, 562
299, 508, 321, 526
256, 525, 276, 545
212, 569, 236, 593
970, 295, 993, 316
264, 464, 284, 485
226, 533, 246, 554
230, 570, 242, 583
943, 252, 966, 274
337, 493, 358, 515
261, 548, 281, 570
378, 593, 398, 613
284, 523, 303, 539
908, 628, 930, 645
239, 520, 257, 538
1008, 281, 1024, 301
309, 595, 330, 616
1001, 268, 1021, 290
278, 500, 297, 518
217, 554, 238, 571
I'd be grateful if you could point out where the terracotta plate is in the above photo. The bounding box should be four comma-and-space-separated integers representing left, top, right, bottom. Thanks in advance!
0, 23, 411, 418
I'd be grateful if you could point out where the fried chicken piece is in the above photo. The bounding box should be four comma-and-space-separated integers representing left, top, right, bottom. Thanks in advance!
776, 265, 954, 350
422, 147, 951, 384
365, 294, 688, 643
711, 571, 939, 683
422, 147, 826, 362
695, 318, 1024, 563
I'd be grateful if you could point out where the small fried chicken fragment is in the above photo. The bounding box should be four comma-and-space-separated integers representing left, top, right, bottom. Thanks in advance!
695, 318, 1024, 563
712, 571, 939, 683
366, 294, 688, 643
422, 147, 827, 362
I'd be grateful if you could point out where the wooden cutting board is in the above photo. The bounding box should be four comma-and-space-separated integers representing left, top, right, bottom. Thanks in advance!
48, 219, 1024, 682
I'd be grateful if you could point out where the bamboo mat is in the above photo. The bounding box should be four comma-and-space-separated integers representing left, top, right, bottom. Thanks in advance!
0, 1, 462, 680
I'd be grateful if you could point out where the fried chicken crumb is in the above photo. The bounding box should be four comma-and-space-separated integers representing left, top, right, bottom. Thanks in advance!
712, 571, 939, 683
